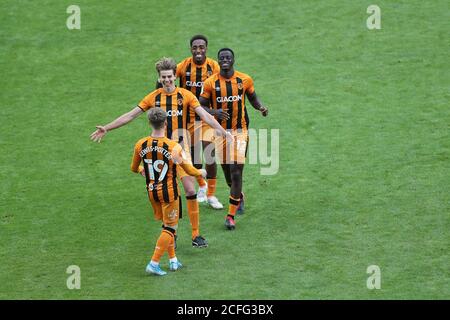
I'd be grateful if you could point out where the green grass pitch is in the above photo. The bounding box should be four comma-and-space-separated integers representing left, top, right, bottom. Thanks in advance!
0, 0, 448, 299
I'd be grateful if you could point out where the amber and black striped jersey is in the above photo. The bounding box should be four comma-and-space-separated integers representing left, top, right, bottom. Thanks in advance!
131, 136, 201, 203
177, 57, 220, 98
138, 87, 200, 142
176, 57, 219, 123
200, 71, 255, 131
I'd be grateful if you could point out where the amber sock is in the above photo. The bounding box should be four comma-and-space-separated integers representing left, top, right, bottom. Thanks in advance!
186, 195, 200, 239
228, 196, 240, 217
167, 234, 176, 259
151, 229, 173, 263
196, 176, 207, 188
207, 178, 217, 197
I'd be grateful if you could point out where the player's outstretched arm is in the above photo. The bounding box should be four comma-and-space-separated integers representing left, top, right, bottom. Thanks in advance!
90, 107, 144, 143
172, 145, 207, 178
247, 91, 269, 117
180, 163, 206, 178
195, 106, 233, 142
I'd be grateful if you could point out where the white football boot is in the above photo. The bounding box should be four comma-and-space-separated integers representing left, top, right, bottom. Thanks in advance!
197, 185, 207, 203
207, 196, 224, 209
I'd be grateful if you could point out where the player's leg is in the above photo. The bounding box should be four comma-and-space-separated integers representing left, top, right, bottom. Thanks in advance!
224, 132, 248, 230
191, 122, 207, 202
225, 163, 244, 230
149, 190, 179, 248
236, 190, 245, 215
145, 200, 168, 276
161, 200, 182, 271
179, 169, 208, 248
192, 143, 207, 202
148, 195, 163, 221
221, 163, 232, 188
230, 163, 244, 199
203, 137, 223, 209
236, 132, 249, 214
219, 139, 235, 229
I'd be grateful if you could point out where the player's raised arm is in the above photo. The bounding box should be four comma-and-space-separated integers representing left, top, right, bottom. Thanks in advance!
247, 91, 269, 117
90, 106, 144, 143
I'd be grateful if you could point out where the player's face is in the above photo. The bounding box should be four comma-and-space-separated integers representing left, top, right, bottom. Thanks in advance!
191, 39, 207, 64
159, 69, 176, 90
218, 51, 234, 71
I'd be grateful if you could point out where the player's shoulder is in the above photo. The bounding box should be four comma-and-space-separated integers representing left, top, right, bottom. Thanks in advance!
177, 87, 196, 97
162, 137, 178, 147
178, 57, 193, 68
235, 70, 253, 81
134, 136, 150, 149
206, 57, 219, 66
166, 139, 182, 154
205, 72, 220, 83
145, 87, 163, 98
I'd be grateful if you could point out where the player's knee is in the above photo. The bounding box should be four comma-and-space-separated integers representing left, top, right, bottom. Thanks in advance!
182, 177, 196, 196
184, 187, 196, 196
230, 170, 242, 183
185, 193, 197, 201
163, 225, 177, 235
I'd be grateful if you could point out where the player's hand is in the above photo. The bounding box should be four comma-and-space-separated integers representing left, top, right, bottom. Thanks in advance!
215, 110, 230, 121
90, 126, 107, 143
199, 169, 207, 178
259, 106, 268, 117
139, 167, 146, 177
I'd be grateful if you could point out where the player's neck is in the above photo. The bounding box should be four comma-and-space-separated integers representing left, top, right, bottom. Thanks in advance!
193, 57, 206, 66
151, 129, 165, 138
163, 85, 176, 94
220, 68, 234, 79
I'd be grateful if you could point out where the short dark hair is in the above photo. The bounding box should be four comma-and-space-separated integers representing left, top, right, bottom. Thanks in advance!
218, 47, 235, 58
190, 34, 208, 47
148, 107, 167, 130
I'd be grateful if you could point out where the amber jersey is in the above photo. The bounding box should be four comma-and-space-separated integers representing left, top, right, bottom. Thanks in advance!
200, 71, 255, 131
131, 136, 201, 203
177, 57, 219, 123
177, 57, 220, 98
138, 87, 200, 142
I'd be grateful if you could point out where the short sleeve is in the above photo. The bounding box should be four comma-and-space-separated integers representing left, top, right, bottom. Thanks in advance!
138, 91, 155, 111
130, 141, 142, 172
171, 143, 185, 164
245, 75, 255, 95
187, 91, 200, 110
200, 78, 213, 99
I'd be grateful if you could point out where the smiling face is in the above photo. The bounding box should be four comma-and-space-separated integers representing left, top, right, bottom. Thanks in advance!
191, 38, 207, 64
158, 69, 176, 91
218, 50, 234, 71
